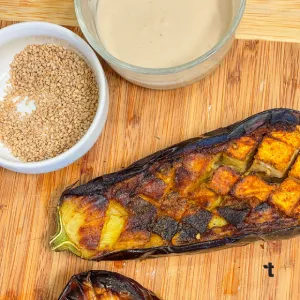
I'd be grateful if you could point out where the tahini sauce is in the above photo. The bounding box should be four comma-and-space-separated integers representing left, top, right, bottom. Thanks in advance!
96, 0, 233, 68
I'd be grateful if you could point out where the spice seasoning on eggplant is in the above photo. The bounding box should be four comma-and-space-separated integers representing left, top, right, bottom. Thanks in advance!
59, 270, 160, 300
51, 109, 300, 260
0, 44, 98, 162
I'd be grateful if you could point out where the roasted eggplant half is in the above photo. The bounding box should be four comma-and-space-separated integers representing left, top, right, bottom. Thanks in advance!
59, 270, 160, 300
50, 109, 300, 260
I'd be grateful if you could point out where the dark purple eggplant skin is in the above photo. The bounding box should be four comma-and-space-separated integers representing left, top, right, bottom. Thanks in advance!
60, 108, 300, 260
58, 270, 160, 300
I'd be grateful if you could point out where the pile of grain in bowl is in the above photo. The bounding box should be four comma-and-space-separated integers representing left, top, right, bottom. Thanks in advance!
0, 44, 99, 162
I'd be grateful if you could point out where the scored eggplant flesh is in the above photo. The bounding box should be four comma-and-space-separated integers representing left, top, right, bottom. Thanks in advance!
50, 109, 300, 260
58, 270, 160, 300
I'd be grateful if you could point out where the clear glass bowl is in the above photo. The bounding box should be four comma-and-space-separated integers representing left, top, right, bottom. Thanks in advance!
75, 0, 246, 90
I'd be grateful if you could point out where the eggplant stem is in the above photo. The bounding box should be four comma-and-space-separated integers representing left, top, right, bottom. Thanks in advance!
49, 209, 81, 257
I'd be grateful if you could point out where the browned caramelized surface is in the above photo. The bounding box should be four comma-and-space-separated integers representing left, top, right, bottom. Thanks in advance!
225, 136, 257, 161
60, 273, 136, 300
290, 155, 300, 180
58, 124, 300, 258
251, 137, 298, 176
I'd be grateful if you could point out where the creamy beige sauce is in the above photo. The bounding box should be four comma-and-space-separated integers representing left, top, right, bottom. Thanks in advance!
96, 0, 233, 68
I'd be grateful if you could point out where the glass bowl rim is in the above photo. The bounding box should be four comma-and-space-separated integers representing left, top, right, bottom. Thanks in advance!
74, 0, 246, 75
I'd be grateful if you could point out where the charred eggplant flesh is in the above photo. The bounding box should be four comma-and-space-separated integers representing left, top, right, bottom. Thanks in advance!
50, 109, 300, 260
59, 270, 160, 300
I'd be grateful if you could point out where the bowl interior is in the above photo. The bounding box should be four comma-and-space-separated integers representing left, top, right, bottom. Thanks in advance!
75, 0, 245, 74
0, 35, 83, 162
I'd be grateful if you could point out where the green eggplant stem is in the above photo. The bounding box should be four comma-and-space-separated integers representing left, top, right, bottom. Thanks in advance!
50, 209, 81, 257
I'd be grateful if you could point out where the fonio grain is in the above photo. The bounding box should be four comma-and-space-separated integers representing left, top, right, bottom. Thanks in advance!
0, 44, 99, 162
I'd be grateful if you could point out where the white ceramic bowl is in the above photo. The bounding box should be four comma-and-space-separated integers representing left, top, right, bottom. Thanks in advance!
0, 22, 109, 174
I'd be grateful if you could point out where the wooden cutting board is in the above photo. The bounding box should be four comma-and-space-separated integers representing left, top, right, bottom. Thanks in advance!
1, 5, 300, 300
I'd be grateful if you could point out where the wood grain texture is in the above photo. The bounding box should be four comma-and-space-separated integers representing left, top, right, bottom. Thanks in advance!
1, 0, 300, 43
1, 19, 300, 300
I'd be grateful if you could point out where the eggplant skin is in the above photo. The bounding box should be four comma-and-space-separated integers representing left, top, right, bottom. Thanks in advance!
59, 270, 160, 300
50, 109, 300, 260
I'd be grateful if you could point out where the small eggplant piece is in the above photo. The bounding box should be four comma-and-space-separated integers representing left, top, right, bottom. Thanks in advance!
250, 136, 299, 179
223, 136, 258, 173
59, 270, 160, 300
270, 178, 300, 216
50, 109, 300, 261
208, 166, 240, 195
217, 206, 250, 226
182, 209, 212, 234
233, 175, 275, 207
